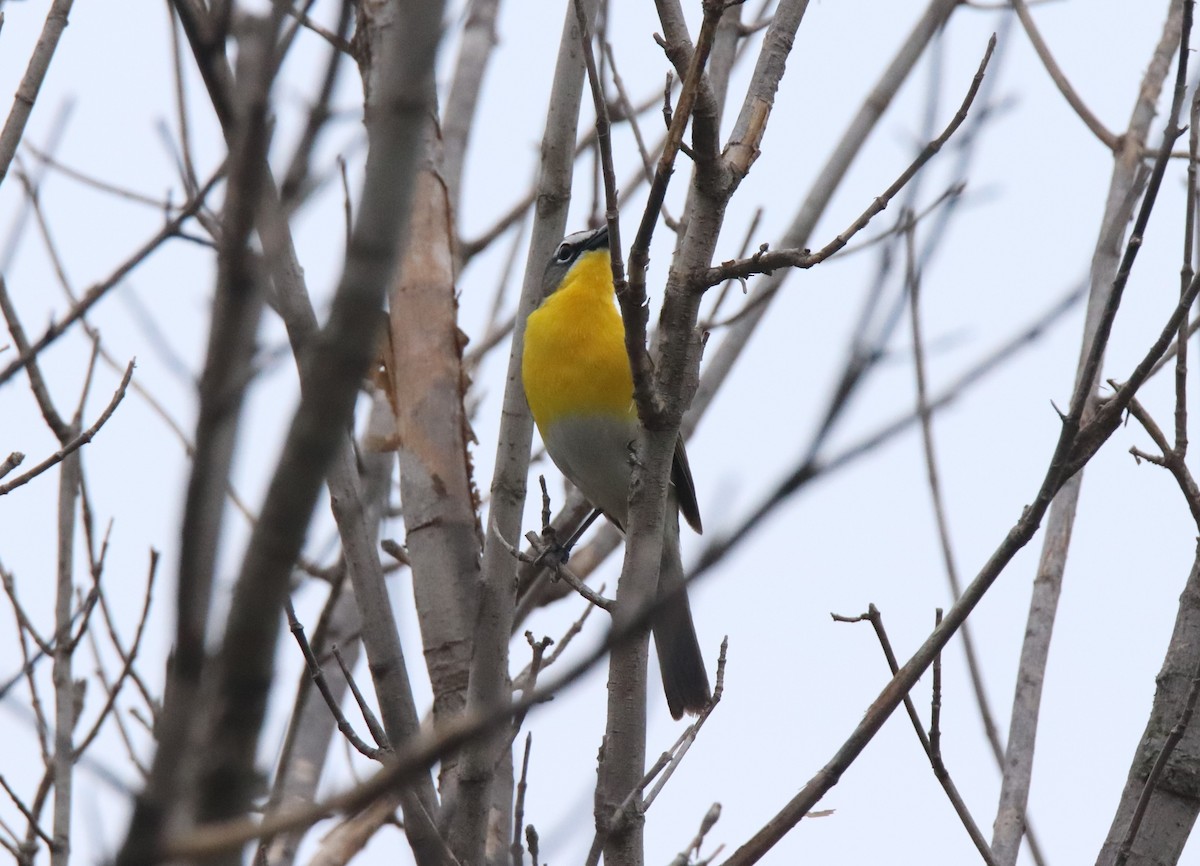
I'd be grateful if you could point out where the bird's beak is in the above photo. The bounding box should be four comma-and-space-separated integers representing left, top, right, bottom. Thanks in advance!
586, 224, 610, 251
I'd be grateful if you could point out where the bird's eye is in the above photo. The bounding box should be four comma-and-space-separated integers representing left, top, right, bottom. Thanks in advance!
554, 243, 573, 263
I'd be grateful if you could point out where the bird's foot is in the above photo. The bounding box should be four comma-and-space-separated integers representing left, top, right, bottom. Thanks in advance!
532, 525, 573, 575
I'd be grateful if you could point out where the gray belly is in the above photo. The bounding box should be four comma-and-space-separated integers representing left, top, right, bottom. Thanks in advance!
541, 414, 639, 528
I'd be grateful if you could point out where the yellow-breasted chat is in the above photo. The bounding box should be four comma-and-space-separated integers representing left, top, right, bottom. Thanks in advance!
521, 224, 710, 719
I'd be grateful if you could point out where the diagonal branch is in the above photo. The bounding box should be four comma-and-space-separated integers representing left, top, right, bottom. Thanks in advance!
0, 168, 222, 387
721, 151, 1200, 866
0, 360, 134, 496
0, 0, 75, 190
992, 4, 1190, 861
1011, 0, 1120, 151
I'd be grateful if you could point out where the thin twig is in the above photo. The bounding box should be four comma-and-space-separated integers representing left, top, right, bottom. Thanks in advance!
906, 210, 1013, 827
82, 604, 150, 778
0, 273, 69, 438
700, 207, 763, 330
0, 452, 24, 480
587, 639, 728, 865
624, 0, 728, 421
331, 644, 390, 752
0, 168, 223, 387
702, 35, 997, 288
459, 89, 664, 262
284, 600, 385, 762
0, 777, 52, 848
279, 0, 353, 206
668, 804, 723, 866
0, 360, 135, 496
72, 552, 158, 760
1011, 0, 1120, 150
24, 144, 173, 209
510, 734, 532, 866
0, 564, 51, 657
692, 278, 1086, 581
282, 3, 352, 55
833, 607, 996, 864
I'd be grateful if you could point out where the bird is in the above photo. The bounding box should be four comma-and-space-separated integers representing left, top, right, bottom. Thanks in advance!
521, 223, 711, 719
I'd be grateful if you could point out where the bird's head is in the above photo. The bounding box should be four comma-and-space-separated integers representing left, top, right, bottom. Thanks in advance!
541, 224, 610, 299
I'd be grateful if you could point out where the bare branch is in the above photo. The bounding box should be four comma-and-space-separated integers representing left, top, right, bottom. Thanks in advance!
515, 526, 615, 612
0, 168, 223, 387
833, 606, 996, 865
0, 776, 52, 849
688, 0, 961, 439
1100, 394, 1200, 863
72, 551, 158, 760
510, 734, 532, 866
589, 638, 727, 865
721, 212, 1200, 866
441, 0, 501, 212
285, 601, 384, 762
279, 0, 353, 207
994, 6, 1191, 860
701, 35, 997, 289
50, 416, 82, 866
0, 0, 75, 189
0, 360, 134, 496
331, 645, 390, 752
1011, 0, 1120, 150
283, 3, 351, 55
0, 452, 23, 480
1116, 655, 1200, 866
23, 144, 173, 209
622, 0, 728, 423
0, 274, 69, 439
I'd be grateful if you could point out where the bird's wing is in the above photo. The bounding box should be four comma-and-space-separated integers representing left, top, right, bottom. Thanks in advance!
671, 433, 703, 534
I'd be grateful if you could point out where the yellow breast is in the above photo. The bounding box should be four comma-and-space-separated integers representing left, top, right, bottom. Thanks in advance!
522, 250, 636, 431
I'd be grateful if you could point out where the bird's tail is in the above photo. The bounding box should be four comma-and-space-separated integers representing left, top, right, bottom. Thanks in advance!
653, 509, 711, 719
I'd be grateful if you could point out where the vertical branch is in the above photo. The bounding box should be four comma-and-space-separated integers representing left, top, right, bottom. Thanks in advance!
1096, 398, 1200, 863
185, 7, 279, 840
463, 0, 599, 862
1175, 87, 1199, 455
263, 79, 440, 859
991, 4, 1188, 863
390, 126, 481, 841
687, 0, 961, 429
117, 2, 446, 863
50, 446, 80, 866
261, 401, 395, 866
620, 0, 728, 421
118, 12, 274, 862
168, 4, 443, 860
595, 3, 810, 863
0, 0, 75, 189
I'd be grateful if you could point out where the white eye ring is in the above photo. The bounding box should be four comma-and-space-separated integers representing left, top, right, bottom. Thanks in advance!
555, 243, 573, 263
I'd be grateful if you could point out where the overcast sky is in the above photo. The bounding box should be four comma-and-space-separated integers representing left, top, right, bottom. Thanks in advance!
0, 1, 1191, 864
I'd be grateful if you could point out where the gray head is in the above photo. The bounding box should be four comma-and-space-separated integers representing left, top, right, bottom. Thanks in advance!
540, 224, 610, 299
